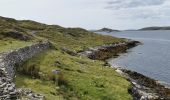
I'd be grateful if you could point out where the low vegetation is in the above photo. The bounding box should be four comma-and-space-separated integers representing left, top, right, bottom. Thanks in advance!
0, 16, 132, 100
15, 49, 132, 100
0, 16, 126, 52
0, 38, 33, 53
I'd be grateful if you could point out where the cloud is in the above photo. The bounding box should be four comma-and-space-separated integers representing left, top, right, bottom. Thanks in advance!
106, 0, 165, 9
0, 0, 170, 29
105, 0, 170, 20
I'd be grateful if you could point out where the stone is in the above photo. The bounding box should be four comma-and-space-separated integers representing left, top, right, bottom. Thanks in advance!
8, 86, 14, 91
52, 70, 60, 75
1, 41, 50, 78
115, 69, 123, 75
18, 88, 45, 100
0, 83, 6, 88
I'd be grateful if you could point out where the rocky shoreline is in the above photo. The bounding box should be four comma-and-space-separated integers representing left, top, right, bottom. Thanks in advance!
116, 68, 170, 100
79, 40, 141, 60
79, 40, 170, 100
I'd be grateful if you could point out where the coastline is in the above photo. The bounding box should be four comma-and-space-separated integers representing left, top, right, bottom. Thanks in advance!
79, 40, 170, 99
115, 67, 170, 100
79, 40, 141, 60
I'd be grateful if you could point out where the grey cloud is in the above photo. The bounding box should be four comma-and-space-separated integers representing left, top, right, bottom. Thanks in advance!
104, 0, 170, 20
106, 0, 166, 9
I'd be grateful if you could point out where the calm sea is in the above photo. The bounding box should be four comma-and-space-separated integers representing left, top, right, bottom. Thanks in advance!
100, 30, 170, 85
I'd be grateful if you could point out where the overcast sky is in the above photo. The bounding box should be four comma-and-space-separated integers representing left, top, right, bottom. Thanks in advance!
0, 0, 170, 30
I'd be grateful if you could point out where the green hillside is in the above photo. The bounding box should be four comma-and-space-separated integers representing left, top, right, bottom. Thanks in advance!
0, 16, 132, 100
0, 16, 125, 52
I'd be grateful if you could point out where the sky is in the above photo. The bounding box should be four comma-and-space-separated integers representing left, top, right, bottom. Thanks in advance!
0, 0, 170, 30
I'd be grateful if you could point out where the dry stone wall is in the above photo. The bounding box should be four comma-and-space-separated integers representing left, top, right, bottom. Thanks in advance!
0, 41, 51, 99
0, 41, 51, 78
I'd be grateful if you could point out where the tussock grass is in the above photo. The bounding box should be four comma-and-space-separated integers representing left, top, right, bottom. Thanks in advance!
15, 49, 132, 100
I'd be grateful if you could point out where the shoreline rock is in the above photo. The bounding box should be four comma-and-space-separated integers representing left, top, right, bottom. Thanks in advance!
115, 68, 170, 100
79, 40, 141, 60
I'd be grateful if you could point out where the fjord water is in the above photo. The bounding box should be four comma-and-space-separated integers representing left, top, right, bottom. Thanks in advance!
102, 30, 170, 84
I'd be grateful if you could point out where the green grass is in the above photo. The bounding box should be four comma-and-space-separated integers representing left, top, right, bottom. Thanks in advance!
15, 49, 132, 100
0, 16, 132, 100
36, 28, 126, 51
0, 38, 33, 53
15, 74, 64, 100
0, 16, 126, 52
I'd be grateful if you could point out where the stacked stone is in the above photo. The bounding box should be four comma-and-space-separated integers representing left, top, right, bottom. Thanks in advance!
2, 41, 51, 78
0, 56, 18, 99
0, 64, 44, 100
0, 41, 50, 100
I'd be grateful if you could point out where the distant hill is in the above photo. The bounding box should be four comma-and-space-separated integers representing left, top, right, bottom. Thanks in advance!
139, 26, 170, 30
92, 28, 120, 33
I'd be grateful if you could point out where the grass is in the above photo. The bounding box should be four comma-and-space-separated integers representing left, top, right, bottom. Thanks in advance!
0, 16, 126, 52
15, 49, 132, 100
0, 16, 132, 100
15, 74, 64, 100
36, 28, 126, 51
0, 38, 33, 53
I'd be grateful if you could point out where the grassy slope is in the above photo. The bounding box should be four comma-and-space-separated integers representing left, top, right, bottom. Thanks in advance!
0, 17, 42, 53
15, 49, 132, 100
35, 26, 125, 51
0, 16, 132, 100
0, 16, 125, 52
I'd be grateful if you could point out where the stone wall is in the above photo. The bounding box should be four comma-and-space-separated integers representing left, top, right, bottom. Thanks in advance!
0, 41, 51, 78
0, 41, 50, 99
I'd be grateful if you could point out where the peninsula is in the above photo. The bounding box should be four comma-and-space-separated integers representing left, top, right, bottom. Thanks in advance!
92, 28, 120, 33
